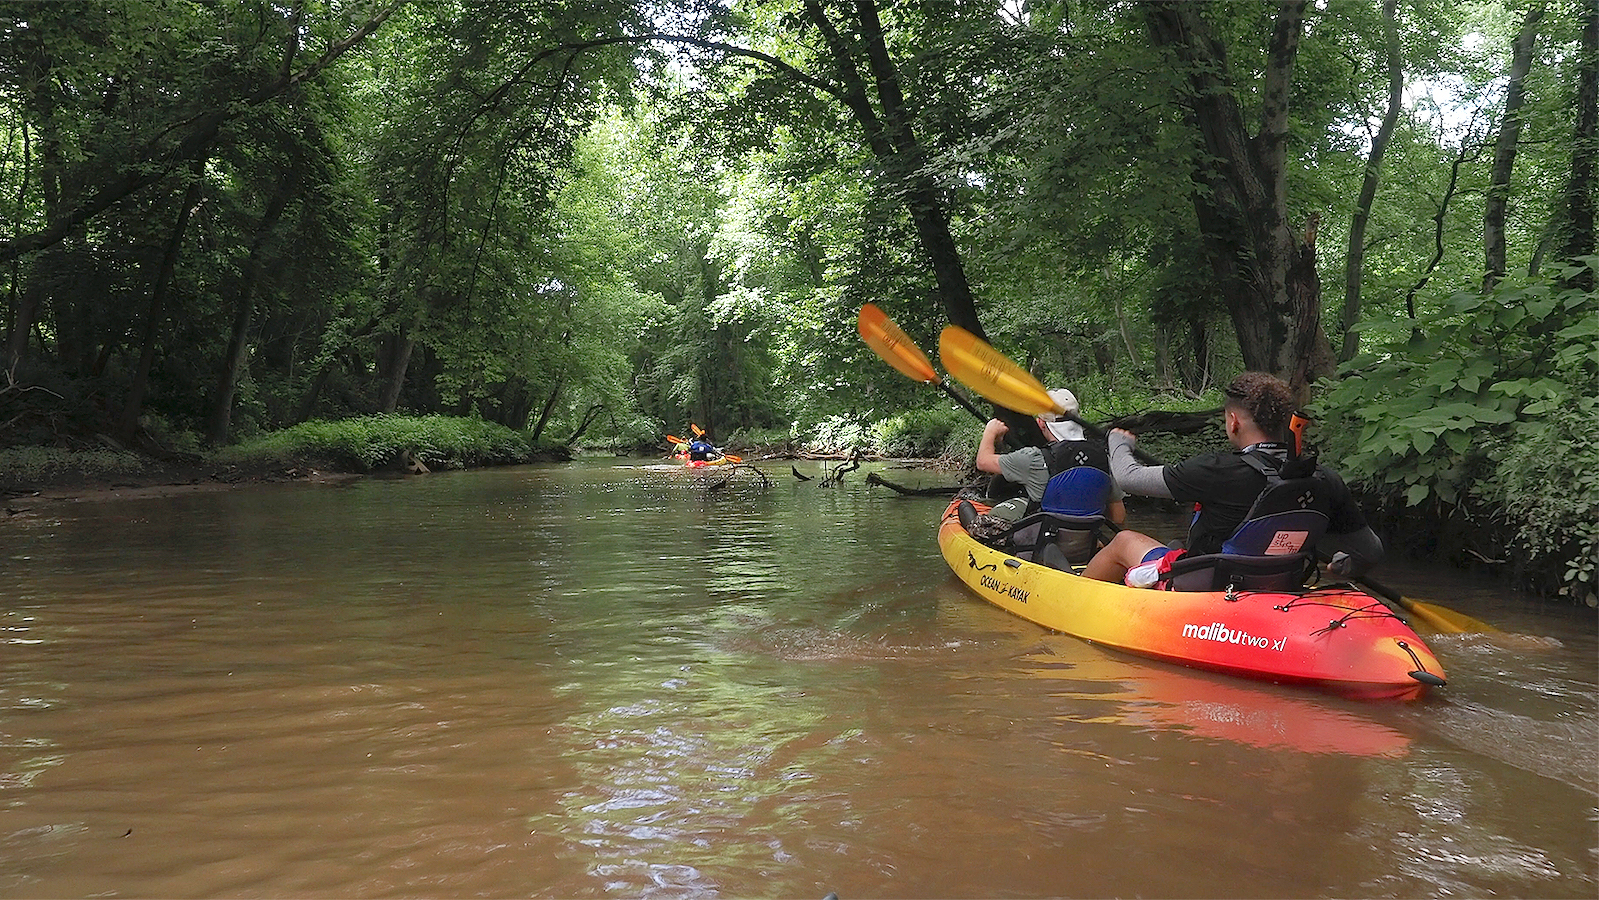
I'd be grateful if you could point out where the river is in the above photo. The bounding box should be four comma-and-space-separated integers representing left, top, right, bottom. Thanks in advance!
1, 458, 1594, 898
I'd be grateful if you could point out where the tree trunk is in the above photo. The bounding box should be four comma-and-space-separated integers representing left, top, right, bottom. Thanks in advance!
376, 331, 414, 413
6, 264, 46, 378
1341, 0, 1405, 361
294, 363, 335, 424
1188, 315, 1211, 393
565, 403, 604, 445
530, 378, 563, 442
205, 164, 300, 445
800, 0, 1044, 446
4, 33, 63, 376
1558, 0, 1598, 292
1145, 1, 1335, 395
800, 0, 984, 337
1484, 4, 1546, 292
117, 153, 208, 440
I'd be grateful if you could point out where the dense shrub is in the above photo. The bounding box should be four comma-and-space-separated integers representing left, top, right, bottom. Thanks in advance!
873, 405, 969, 458
217, 414, 548, 471
807, 414, 875, 455
0, 446, 152, 482
1315, 264, 1599, 604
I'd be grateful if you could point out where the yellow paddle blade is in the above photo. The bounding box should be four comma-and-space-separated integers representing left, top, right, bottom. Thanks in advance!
666, 435, 685, 445
1402, 595, 1500, 634
857, 304, 939, 384
691, 423, 704, 437
938, 325, 1061, 417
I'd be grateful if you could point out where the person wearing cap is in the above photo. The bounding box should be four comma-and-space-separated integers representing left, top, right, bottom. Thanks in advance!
965, 387, 1126, 536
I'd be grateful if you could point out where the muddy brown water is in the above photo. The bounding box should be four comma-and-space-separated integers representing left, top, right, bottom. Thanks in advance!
1, 459, 1594, 898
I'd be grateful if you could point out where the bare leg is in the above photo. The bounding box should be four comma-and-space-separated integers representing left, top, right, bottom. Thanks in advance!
1082, 529, 1168, 583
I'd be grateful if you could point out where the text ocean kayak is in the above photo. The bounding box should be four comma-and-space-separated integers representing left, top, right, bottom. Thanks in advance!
937, 499, 1445, 700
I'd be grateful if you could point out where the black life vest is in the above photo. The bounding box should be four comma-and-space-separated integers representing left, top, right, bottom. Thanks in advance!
1042, 439, 1109, 478
1236, 446, 1330, 523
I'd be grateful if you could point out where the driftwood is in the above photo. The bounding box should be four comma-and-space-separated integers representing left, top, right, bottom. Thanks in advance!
790, 466, 813, 481
865, 471, 963, 496
1101, 407, 1222, 435
820, 448, 862, 486
705, 462, 771, 491
794, 449, 883, 461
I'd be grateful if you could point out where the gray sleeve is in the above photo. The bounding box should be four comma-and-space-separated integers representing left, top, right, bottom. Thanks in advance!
1109, 432, 1173, 499
996, 447, 1050, 501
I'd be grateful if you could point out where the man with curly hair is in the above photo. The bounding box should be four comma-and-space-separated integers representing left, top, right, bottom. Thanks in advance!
1081, 371, 1383, 586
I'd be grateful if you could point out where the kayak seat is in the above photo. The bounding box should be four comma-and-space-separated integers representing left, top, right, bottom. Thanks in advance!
1040, 466, 1113, 517
1005, 467, 1113, 570
1160, 508, 1330, 591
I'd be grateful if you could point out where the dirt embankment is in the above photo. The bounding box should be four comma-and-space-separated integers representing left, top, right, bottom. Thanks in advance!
1, 458, 365, 511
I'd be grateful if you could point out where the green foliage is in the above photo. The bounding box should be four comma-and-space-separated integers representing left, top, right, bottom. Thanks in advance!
871, 405, 970, 459
1483, 398, 1599, 605
217, 415, 546, 472
0, 447, 151, 481
1316, 266, 1599, 599
721, 425, 793, 451
2, 0, 1595, 603
807, 415, 874, 455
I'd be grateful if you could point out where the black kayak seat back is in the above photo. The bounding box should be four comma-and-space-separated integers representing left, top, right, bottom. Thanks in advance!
1161, 473, 1332, 592
1010, 467, 1113, 570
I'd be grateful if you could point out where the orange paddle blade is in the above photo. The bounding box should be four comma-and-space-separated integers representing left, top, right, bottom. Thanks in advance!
858, 304, 940, 384
938, 325, 1061, 417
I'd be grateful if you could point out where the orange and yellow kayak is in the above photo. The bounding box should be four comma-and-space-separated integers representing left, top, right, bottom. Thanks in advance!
938, 499, 1445, 700
681, 455, 732, 468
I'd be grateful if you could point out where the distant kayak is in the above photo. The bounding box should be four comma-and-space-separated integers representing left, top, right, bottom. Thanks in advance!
681, 454, 732, 468
938, 498, 1446, 701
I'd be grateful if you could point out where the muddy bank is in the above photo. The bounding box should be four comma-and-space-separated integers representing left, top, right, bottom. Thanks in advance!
1, 458, 367, 511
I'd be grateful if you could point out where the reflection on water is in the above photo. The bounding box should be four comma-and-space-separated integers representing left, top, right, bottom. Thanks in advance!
0, 459, 1593, 898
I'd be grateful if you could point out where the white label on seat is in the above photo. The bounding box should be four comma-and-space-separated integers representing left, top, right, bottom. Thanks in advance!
1265, 531, 1309, 555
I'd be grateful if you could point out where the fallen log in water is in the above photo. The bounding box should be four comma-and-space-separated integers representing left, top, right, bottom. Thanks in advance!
865, 471, 962, 496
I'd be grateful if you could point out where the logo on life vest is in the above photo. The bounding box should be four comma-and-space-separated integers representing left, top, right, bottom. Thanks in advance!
1265, 530, 1309, 555
1182, 621, 1286, 651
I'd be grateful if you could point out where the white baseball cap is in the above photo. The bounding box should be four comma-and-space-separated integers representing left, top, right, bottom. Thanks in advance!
1040, 388, 1084, 441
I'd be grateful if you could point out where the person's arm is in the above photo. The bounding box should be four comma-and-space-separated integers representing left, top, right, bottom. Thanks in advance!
1106, 498, 1126, 527
1320, 527, 1384, 578
975, 419, 1009, 475
1108, 429, 1173, 499
1318, 468, 1384, 576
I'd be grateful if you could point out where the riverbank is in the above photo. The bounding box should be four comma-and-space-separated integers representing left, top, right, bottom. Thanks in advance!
1, 455, 369, 510
0, 413, 581, 511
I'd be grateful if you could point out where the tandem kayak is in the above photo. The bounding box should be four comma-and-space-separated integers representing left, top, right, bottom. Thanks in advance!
683, 455, 732, 468
937, 499, 1446, 700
